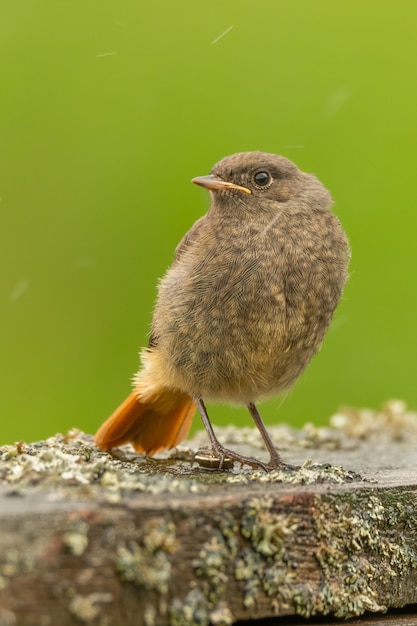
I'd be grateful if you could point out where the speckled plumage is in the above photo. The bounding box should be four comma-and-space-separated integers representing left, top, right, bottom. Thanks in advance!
148, 152, 350, 403
96, 151, 350, 469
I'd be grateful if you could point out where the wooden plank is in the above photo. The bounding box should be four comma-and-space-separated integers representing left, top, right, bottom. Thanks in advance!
0, 401, 417, 625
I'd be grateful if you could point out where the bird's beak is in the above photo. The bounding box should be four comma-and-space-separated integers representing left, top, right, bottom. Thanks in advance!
192, 174, 252, 195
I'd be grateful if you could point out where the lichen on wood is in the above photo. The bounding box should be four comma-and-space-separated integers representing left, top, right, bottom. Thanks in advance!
0, 400, 417, 625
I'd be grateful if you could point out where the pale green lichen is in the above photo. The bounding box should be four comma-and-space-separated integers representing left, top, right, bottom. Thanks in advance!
116, 518, 176, 596
68, 594, 101, 623
1, 406, 416, 625
234, 548, 263, 609
67, 592, 113, 623
241, 495, 298, 557
235, 496, 298, 613
194, 532, 230, 607
206, 602, 234, 625
183, 510, 242, 624
170, 591, 234, 626
233, 490, 417, 620
143, 606, 157, 626
186, 494, 302, 619
170, 589, 211, 626
0, 425, 364, 504
183, 509, 242, 622
293, 491, 417, 619
62, 518, 89, 556
0, 548, 34, 590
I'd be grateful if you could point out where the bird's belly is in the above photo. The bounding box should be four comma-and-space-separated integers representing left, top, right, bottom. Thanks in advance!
153, 242, 340, 403
155, 281, 315, 403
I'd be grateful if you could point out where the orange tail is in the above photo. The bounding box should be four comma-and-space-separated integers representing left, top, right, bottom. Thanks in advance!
95, 388, 196, 455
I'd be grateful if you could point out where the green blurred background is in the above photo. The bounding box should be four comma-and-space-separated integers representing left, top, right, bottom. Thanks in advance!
1, 0, 416, 444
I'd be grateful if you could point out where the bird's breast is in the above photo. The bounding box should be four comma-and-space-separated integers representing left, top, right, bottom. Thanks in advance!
151, 212, 349, 401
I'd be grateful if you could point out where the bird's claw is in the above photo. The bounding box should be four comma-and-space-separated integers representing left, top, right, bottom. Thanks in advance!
208, 443, 269, 472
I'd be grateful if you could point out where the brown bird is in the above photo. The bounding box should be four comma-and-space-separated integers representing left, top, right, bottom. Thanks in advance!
95, 151, 350, 470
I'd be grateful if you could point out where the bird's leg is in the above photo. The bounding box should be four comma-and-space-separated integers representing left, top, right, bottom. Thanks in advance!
194, 397, 267, 471
246, 402, 285, 469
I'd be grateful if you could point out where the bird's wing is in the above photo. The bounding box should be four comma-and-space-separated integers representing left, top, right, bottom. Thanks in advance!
173, 215, 207, 264
148, 214, 208, 349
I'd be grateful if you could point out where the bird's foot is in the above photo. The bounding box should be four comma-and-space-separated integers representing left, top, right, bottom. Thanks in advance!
195, 443, 269, 472
263, 449, 296, 471
194, 445, 300, 473
264, 458, 300, 472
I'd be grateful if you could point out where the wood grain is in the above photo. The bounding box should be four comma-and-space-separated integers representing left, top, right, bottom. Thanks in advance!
0, 401, 416, 625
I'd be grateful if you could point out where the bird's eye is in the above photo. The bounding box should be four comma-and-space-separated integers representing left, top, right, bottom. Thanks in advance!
254, 171, 272, 188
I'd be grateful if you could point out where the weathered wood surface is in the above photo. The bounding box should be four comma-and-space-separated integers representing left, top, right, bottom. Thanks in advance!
0, 401, 417, 626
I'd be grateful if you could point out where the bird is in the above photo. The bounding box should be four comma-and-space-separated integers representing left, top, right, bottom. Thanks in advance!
95, 151, 350, 471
